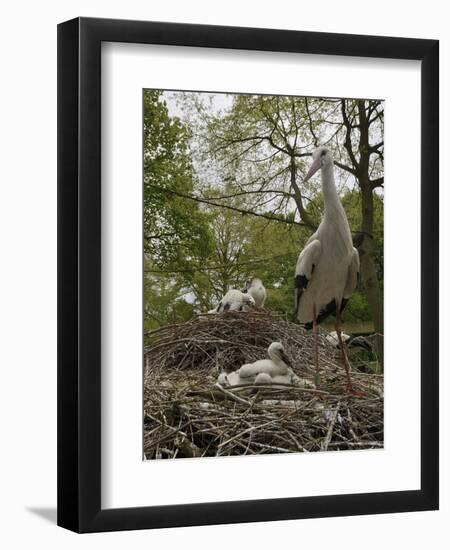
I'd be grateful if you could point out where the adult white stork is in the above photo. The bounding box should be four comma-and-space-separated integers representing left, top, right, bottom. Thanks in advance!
294, 146, 360, 393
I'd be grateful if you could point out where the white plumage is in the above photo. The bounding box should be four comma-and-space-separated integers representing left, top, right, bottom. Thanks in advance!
326, 331, 372, 353
295, 148, 359, 326
326, 331, 351, 347
217, 342, 306, 388
217, 372, 231, 386
217, 368, 301, 388
254, 372, 273, 385
217, 342, 314, 388
238, 342, 292, 379
294, 146, 360, 392
215, 289, 256, 313
244, 278, 267, 307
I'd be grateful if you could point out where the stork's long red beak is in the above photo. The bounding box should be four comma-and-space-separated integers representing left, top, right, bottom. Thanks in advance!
304, 158, 321, 182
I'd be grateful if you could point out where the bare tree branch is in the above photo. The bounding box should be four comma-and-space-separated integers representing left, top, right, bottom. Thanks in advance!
147, 184, 313, 228
341, 100, 359, 169
370, 177, 384, 189
334, 161, 357, 176
305, 98, 319, 146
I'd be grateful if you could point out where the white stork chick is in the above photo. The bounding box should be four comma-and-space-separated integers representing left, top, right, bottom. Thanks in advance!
326, 331, 372, 353
271, 372, 314, 388
217, 370, 313, 388
216, 343, 309, 388
217, 366, 300, 388
254, 371, 307, 387
254, 372, 273, 385
238, 342, 293, 379
216, 289, 255, 312
243, 278, 267, 307
217, 372, 230, 386
294, 146, 360, 393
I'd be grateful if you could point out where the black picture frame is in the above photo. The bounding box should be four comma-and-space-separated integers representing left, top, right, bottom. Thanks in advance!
57, 16, 439, 533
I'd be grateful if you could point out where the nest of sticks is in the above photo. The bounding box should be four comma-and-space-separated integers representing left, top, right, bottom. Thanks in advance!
144, 310, 383, 459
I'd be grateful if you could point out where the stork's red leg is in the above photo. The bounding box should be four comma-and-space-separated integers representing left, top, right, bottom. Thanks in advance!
335, 303, 359, 395
313, 304, 320, 388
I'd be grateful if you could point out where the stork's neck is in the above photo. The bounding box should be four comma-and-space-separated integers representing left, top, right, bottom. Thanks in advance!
321, 163, 345, 219
269, 350, 285, 367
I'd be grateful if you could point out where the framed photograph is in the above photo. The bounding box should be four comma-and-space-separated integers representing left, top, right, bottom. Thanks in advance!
57, 17, 439, 533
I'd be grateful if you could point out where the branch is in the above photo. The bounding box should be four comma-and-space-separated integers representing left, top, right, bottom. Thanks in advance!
368, 108, 384, 125
260, 101, 290, 151
200, 188, 294, 201
288, 156, 315, 227
334, 161, 356, 176
265, 132, 291, 155
291, 151, 312, 158
211, 134, 265, 154
144, 251, 299, 274
305, 98, 319, 146
145, 231, 177, 240
341, 100, 358, 169
291, 98, 300, 148
367, 100, 379, 118
147, 184, 310, 227
370, 177, 384, 189
369, 142, 384, 154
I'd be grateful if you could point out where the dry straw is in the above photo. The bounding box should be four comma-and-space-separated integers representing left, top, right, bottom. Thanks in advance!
144, 310, 383, 459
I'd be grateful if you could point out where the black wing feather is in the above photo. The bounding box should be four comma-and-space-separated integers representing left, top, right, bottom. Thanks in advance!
303, 298, 349, 330
348, 335, 372, 352
294, 274, 309, 321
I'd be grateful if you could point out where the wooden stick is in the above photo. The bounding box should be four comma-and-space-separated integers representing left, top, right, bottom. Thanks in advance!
321, 402, 340, 451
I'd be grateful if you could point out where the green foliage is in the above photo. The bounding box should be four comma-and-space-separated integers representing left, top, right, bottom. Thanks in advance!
144, 274, 195, 331
342, 189, 384, 285
342, 291, 371, 322
233, 217, 308, 317
143, 91, 213, 327
143, 90, 212, 266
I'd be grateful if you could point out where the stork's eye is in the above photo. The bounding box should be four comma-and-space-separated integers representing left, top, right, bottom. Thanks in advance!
321, 150, 327, 157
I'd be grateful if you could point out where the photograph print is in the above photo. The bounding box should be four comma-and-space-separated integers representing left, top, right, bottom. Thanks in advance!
143, 90, 384, 460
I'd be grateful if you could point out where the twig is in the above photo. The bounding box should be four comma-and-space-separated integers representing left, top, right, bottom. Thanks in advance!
321, 402, 341, 451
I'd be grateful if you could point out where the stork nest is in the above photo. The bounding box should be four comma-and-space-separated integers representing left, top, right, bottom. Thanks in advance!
144, 310, 383, 459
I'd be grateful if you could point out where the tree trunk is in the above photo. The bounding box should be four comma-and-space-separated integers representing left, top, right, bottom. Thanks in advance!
351, 100, 384, 370
359, 181, 384, 370
289, 155, 315, 228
